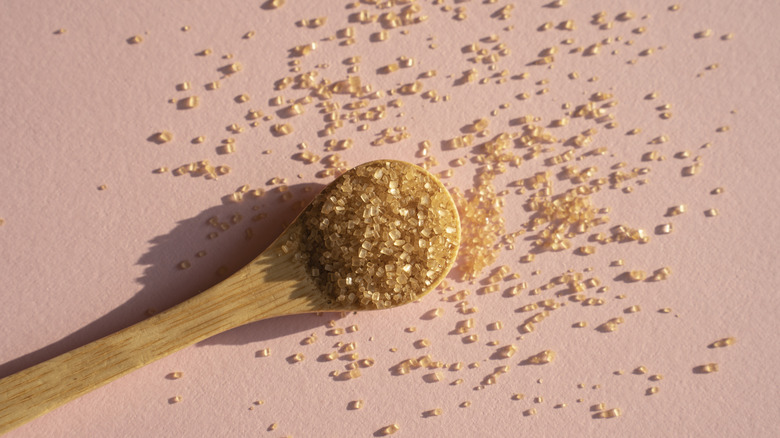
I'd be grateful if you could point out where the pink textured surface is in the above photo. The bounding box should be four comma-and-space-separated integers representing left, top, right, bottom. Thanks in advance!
1, 0, 778, 436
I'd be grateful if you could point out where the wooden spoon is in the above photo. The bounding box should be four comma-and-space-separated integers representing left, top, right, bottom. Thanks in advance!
0, 159, 461, 434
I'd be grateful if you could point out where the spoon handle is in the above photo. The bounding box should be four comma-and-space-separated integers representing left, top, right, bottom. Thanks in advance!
0, 248, 320, 434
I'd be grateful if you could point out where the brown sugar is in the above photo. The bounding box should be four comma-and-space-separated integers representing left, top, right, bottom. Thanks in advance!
292, 161, 460, 309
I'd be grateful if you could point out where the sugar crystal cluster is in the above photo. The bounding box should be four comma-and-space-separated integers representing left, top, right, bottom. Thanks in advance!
296, 160, 459, 309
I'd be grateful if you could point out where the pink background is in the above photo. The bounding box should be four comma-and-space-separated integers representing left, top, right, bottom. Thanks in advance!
1, 0, 778, 436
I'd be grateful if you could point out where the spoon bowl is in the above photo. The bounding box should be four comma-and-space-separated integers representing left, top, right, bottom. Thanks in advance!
0, 159, 460, 434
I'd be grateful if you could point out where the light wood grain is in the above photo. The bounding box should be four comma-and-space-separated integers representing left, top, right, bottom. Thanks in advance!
0, 223, 331, 434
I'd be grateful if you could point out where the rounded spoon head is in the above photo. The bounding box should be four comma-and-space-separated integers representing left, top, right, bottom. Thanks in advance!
279, 159, 461, 312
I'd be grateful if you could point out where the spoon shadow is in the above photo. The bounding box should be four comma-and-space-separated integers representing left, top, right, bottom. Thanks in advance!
0, 182, 337, 380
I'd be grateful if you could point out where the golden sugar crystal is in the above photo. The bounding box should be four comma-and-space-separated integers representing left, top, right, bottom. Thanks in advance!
525, 350, 555, 364
710, 337, 736, 348
695, 363, 719, 373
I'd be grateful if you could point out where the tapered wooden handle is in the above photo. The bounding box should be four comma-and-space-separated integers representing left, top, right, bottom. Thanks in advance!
0, 246, 324, 434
